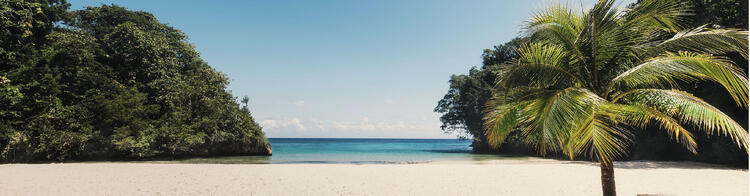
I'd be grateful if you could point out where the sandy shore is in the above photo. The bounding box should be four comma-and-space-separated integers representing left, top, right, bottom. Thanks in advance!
0, 159, 746, 196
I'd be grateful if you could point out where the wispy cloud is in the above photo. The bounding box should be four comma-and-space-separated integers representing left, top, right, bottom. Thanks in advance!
291, 100, 305, 106
259, 116, 439, 136
261, 117, 305, 131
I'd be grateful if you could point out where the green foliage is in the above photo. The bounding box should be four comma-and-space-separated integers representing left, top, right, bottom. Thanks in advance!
484, 0, 747, 166
437, 0, 749, 167
0, 2, 269, 162
0, 0, 68, 73
479, 1, 748, 193
434, 37, 528, 152
687, 0, 748, 29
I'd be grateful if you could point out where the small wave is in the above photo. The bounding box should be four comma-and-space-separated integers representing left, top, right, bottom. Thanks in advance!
420, 149, 472, 153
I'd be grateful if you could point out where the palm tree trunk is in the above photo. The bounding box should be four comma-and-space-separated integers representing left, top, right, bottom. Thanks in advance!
600, 161, 616, 196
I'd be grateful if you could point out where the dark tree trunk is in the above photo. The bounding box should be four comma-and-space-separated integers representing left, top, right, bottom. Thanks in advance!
600, 161, 616, 196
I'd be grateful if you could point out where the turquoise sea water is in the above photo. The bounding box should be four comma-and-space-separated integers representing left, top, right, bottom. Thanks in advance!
182, 138, 518, 164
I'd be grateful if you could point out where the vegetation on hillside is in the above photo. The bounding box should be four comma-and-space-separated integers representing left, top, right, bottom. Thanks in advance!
0, 0, 270, 162
434, 37, 528, 153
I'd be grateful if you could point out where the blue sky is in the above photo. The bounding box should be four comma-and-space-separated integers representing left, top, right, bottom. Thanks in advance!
68, 0, 634, 138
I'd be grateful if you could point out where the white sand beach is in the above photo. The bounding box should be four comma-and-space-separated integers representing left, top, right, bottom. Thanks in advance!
0, 159, 746, 196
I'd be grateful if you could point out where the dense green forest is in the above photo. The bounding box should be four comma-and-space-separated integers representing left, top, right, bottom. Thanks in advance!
1, 0, 270, 162
436, 0, 748, 166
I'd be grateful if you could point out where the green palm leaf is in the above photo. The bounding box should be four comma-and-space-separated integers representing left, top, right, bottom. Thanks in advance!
622, 0, 688, 32
499, 43, 584, 88
524, 2, 585, 63
521, 88, 599, 155
483, 0, 748, 194
645, 26, 749, 59
617, 89, 749, 152
609, 52, 748, 106
569, 109, 631, 164
483, 101, 524, 149
598, 103, 697, 153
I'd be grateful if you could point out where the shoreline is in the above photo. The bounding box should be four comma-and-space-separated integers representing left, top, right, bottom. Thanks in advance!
1, 159, 746, 195
15, 156, 746, 169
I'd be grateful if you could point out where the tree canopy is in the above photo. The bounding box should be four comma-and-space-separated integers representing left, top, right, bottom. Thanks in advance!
434, 37, 528, 152
1, 1, 270, 162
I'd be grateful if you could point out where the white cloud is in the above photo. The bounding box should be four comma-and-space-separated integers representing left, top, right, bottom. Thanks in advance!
260, 119, 279, 129
383, 98, 395, 104
260, 117, 305, 131
361, 117, 375, 130
287, 117, 305, 130
291, 100, 305, 106
310, 118, 326, 131
259, 115, 445, 138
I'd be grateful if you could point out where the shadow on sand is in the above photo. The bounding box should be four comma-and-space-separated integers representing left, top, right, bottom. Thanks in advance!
561, 160, 747, 170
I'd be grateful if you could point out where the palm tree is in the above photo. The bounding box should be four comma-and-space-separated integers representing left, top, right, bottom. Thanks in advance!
482, 0, 749, 195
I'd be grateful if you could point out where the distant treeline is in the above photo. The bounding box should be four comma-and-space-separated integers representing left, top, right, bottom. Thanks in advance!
1, 1, 270, 162
435, 0, 748, 166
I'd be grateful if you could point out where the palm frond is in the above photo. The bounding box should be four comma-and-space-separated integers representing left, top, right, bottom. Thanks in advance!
644, 26, 749, 59
585, 0, 620, 32
569, 107, 631, 164
482, 100, 526, 149
499, 43, 584, 88
618, 89, 749, 152
483, 0, 749, 165
519, 88, 600, 155
490, 86, 559, 104
622, 0, 688, 33
524, 2, 585, 62
525, 2, 583, 35
609, 52, 748, 107
598, 103, 697, 153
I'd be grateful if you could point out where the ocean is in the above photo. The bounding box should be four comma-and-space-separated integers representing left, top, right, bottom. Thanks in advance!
181, 138, 516, 164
